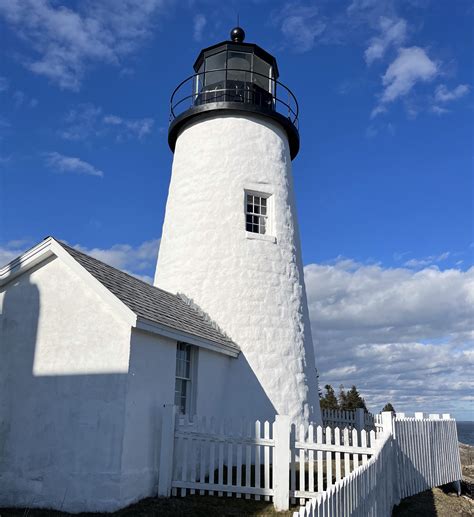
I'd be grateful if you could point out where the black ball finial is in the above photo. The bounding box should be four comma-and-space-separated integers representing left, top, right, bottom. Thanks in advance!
230, 26, 245, 43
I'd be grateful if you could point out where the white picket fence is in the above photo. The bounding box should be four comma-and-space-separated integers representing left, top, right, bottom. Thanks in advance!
394, 413, 462, 499
321, 408, 376, 433
290, 422, 378, 503
158, 407, 462, 514
295, 413, 462, 516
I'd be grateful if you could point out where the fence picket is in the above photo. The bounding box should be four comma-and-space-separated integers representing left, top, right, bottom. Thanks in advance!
245, 420, 252, 499
299, 424, 306, 505
181, 432, 188, 497
290, 424, 296, 504
343, 427, 350, 478
264, 421, 271, 502
208, 417, 216, 496
227, 418, 233, 497
317, 425, 324, 493
198, 416, 206, 495
361, 430, 368, 465
255, 420, 261, 501
351, 428, 359, 470
236, 419, 243, 498
334, 427, 341, 483
308, 424, 315, 494
325, 426, 332, 490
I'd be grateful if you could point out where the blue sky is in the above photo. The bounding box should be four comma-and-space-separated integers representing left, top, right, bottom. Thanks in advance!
0, 0, 472, 419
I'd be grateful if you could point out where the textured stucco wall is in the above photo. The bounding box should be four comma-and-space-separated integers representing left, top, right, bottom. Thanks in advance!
0, 258, 132, 512
120, 329, 176, 503
155, 113, 321, 426
196, 348, 276, 421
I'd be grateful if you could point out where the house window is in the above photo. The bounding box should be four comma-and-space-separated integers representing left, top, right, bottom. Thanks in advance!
174, 342, 194, 415
246, 193, 269, 234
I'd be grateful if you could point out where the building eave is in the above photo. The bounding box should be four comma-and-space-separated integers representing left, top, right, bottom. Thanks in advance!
135, 317, 240, 358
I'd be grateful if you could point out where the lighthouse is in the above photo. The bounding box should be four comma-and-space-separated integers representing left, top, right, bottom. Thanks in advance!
154, 27, 321, 426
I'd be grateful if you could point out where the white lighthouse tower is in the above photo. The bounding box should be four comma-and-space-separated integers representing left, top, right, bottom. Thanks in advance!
155, 27, 321, 426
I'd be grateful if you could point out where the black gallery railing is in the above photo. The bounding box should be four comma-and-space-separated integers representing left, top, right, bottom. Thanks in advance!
169, 69, 299, 129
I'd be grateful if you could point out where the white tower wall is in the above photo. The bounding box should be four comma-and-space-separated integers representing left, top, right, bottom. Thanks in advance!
155, 113, 321, 425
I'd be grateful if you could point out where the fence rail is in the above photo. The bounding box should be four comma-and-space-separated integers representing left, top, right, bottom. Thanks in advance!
321, 408, 377, 433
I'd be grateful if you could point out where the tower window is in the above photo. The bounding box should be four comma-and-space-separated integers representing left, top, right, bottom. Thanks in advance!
246, 193, 268, 234
174, 342, 195, 415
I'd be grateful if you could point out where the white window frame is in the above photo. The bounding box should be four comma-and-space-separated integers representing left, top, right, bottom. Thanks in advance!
244, 189, 276, 243
174, 342, 198, 416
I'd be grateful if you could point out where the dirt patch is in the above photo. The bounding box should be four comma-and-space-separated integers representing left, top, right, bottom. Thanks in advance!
392, 485, 473, 516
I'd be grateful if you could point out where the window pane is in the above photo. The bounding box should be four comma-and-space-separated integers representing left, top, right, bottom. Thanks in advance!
205, 51, 226, 71
204, 52, 226, 88
227, 51, 252, 82
253, 55, 271, 91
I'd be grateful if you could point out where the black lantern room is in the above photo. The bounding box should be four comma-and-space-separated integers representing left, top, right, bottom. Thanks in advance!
168, 27, 300, 159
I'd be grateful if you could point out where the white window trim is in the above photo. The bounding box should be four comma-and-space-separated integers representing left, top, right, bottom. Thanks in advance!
244, 189, 276, 243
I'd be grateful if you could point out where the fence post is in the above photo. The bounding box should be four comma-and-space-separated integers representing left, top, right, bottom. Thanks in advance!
355, 407, 365, 432
158, 404, 176, 497
273, 415, 291, 511
381, 411, 394, 435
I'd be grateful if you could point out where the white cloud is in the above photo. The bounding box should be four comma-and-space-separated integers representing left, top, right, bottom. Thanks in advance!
434, 83, 470, 103
61, 104, 154, 141
45, 152, 104, 178
72, 239, 160, 283
372, 46, 438, 117
403, 251, 450, 268
0, 76, 9, 93
103, 114, 154, 140
0, 0, 169, 90
0, 237, 160, 283
306, 259, 474, 416
430, 105, 450, 116
365, 16, 407, 65
0, 239, 33, 267
193, 14, 206, 42
273, 3, 326, 53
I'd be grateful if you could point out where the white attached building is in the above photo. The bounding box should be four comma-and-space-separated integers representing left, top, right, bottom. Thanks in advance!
0, 26, 321, 513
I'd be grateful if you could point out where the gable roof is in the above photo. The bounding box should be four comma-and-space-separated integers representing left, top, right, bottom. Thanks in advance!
0, 237, 239, 357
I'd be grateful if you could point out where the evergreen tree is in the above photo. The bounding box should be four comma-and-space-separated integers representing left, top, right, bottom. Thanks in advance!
338, 384, 347, 408
340, 385, 367, 411
320, 384, 339, 410
382, 402, 395, 413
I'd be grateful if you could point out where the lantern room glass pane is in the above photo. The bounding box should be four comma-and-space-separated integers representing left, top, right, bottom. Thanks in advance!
227, 51, 252, 82
204, 51, 226, 87
253, 55, 271, 91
